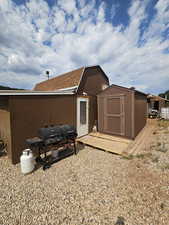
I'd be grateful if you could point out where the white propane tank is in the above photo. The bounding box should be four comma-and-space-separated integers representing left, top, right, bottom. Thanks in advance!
20, 149, 35, 174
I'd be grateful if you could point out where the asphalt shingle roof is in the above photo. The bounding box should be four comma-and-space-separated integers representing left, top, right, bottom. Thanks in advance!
34, 67, 84, 91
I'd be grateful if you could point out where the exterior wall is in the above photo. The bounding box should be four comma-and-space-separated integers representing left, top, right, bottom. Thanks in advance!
158, 100, 165, 112
0, 97, 12, 157
88, 96, 97, 132
97, 85, 134, 139
78, 67, 109, 96
134, 92, 147, 137
9, 95, 76, 164
78, 67, 109, 132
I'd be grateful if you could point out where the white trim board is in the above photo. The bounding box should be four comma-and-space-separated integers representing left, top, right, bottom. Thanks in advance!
0, 91, 74, 96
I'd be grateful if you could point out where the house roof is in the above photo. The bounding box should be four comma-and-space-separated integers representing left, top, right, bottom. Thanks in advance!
147, 94, 169, 102
34, 67, 84, 91
33, 65, 109, 92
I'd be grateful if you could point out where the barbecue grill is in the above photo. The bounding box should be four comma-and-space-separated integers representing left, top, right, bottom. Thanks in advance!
26, 124, 77, 170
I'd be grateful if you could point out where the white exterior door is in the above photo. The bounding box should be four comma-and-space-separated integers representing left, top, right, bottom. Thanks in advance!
77, 97, 89, 137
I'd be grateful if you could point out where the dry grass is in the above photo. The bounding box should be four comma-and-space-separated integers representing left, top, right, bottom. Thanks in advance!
135, 153, 152, 159
158, 119, 169, 128
122, 153, 152, 160
151, 156, 159, 163
121, 154, 134, 160
156, 148, 168, 153
155, 144, 168, 153
161, 163, 169, 171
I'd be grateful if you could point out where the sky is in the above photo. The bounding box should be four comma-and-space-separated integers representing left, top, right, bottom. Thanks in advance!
0, 0, 169, 94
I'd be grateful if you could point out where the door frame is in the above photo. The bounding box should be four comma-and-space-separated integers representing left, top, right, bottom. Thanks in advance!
76, 97, 89, 137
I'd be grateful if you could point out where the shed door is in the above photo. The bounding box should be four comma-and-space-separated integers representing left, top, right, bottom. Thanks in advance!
103, 95, 125, 136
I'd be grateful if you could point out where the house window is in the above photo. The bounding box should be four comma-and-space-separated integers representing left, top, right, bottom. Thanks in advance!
80, 101, 86, 124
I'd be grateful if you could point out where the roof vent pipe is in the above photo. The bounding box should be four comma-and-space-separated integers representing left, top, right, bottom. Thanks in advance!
46, 70, 50, 80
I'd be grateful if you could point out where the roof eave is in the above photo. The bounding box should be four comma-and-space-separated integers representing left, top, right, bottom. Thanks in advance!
0, 91, 74, 96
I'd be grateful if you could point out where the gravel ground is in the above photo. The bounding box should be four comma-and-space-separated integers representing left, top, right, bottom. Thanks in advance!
0, 120, 169, 225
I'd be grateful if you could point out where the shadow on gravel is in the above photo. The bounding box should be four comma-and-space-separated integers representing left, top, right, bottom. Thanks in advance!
115, 216, 125, 225
76, 142, 86, 152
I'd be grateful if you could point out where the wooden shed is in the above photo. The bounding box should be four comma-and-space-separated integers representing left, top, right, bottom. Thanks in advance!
0, 65, 109, 164
97, 85, 147, 139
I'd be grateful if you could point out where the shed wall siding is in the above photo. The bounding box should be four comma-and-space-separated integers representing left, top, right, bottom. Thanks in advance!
134, 93, 147, 137
9, 95, 76, 164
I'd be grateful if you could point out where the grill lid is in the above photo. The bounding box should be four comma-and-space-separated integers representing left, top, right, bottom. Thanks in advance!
38, 125, 77, 140
38, 126, 62, 140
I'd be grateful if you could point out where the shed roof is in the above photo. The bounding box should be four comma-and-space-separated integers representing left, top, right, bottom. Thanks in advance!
33, 65, 109, 92
98, 84, 147, 96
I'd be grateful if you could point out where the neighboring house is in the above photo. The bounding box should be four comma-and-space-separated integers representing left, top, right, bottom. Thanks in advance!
97, 85, 147, 139
0, 65, 109, 164
147, 94, 169, 113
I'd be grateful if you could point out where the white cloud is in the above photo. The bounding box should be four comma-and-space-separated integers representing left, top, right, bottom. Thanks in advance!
78, 0, 86, 9
110, 2, 119, 20
57, 0, 76, 15
0, 0, 169, 94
